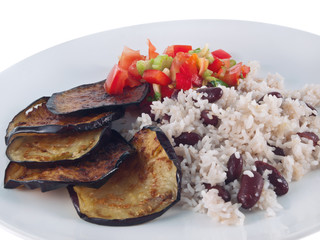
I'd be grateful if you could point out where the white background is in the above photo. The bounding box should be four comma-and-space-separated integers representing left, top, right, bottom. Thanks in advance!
0, 0, 319, 239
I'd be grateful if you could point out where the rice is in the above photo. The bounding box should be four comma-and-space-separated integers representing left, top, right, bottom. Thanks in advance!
128, 61, 320, 225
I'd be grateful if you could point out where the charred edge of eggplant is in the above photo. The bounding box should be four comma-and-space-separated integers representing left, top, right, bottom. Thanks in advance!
6, 124, 112, 168
5, 107, 124, 145
67, 186, 179, 226
4, 130, 134, 192
46, 81, 149, 115
4, 176, 71, 192
143, 125, 182, 200
4, 97, 49, 144
3, 159, 121, 193
3, 158, 122, 192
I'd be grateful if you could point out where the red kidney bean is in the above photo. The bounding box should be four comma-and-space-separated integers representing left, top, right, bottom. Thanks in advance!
200, 110, 219, 127
225, 153, 243, 184
174, 132, 201, 146
237, 171, 264, 209
267, 143, 286, 156
204, 183, 231, 202
297, 132, 319, 146
255, 161, 289, 196
177, 155, 184, 163
258, 91, 283, 104
305, 103, 317, 116
170, 89, 180, 100
196, 87, 223, 103
161, 114, 171, 123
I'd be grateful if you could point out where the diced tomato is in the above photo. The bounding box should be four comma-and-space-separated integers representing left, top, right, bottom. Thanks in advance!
176, 72, 192, 90
198, 57, 209, 77
212, 49, 232, 59
241, 65, 250, 78
215, 67, 226, 79
164, 45, 192, 57
170, 52, 190, 81
118, 46, 145, 70
180, 54, 198, 76
147, 39, 159, 59
221, 59, 231, 68
161, 85, 174, 99
223, 63, 242, 86
191, 75, 202, 87
104, 64, 128, 95
142, 69, 171, 86
164, 45, 174, 57
126, 75, 142, 88
128, 60, 142, 80
179, 53, 201, 87
208, 58, 223, 73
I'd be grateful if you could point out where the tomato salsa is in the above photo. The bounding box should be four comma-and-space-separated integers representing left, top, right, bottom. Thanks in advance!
104, 40, 250, 100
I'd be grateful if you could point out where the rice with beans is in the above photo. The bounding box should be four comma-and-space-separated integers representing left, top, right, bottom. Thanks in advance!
127, 61, 320, 225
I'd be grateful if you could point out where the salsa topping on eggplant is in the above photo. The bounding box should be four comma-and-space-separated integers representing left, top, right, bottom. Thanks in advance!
104, 40, 250, 101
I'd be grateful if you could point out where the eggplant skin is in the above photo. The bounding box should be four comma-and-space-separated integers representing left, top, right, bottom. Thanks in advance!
68, 186, 177, 226
4, 130, 133, 192
68, 126, 181, 226
5, 96, 124, 145
46, 80, 149, 115
6, 126, 111, 167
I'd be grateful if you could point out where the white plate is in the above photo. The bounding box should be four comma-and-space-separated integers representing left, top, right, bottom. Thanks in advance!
0, 20, 320, 240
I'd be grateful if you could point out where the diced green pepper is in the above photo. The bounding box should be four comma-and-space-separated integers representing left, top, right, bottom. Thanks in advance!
151, 55, 173, 71
188, 48, 201, 54
210, 79, 229, 87
202, 69, 213, 79
206, 53, 214, 64
147, 91, 162, 102
230, 59, 236, 67
154, 91, 162, 101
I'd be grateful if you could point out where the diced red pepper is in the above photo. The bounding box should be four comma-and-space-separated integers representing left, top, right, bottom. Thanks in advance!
176, 72, 192, 90
164, 45, 192, 57
142, 69, 171, 86
212, 49, 232, 59
208, 58, 223, 73
174, 45, 192, 54
104, 64, 128, 95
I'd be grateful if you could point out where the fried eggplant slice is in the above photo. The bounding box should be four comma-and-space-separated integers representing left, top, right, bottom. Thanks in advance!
6, 126, 110, 166
68, 126, 181, 226
46, 80, 149, 115
4, 130, 133, 192
5, 97, 123, 145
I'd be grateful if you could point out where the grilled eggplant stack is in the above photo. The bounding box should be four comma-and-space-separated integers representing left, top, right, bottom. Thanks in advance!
4, 81, 181, 225
4, 130, 133, 192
